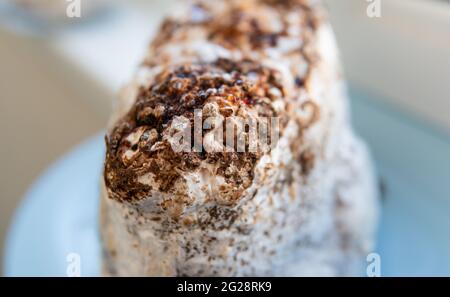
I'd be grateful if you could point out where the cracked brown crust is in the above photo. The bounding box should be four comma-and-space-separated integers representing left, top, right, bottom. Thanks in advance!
105, 58, 287, 203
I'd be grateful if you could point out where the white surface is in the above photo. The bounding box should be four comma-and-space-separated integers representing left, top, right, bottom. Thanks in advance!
51, 5, 161, 93
325, 0, 450, 134
4, 92, 450, 276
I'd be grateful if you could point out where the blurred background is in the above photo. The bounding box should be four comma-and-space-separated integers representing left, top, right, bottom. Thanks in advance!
1, 0, 449, 276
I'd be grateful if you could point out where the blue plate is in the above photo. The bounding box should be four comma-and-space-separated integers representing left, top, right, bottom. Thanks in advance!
4, 135, 104, 277
4, 90, 450, 276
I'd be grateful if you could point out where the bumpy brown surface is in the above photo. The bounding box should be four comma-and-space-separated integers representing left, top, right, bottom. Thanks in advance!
104, 59, 286, 203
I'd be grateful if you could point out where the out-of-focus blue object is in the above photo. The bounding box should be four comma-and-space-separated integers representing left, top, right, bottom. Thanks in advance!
4, 135, 104, 277
350, 88, 450, 276
4, 91, 450, 276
